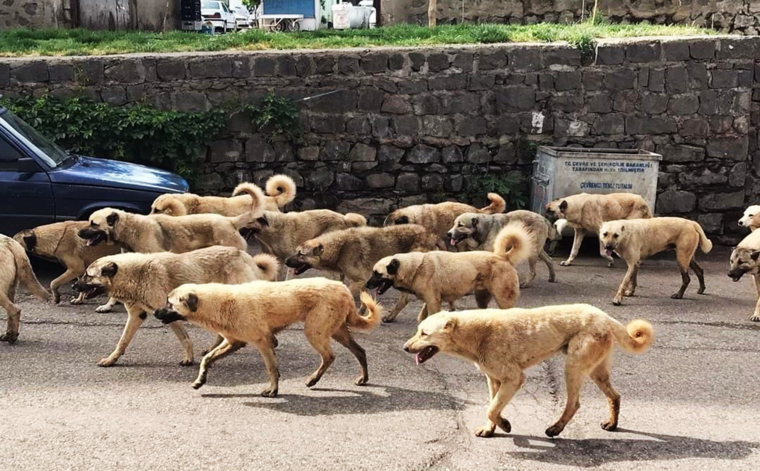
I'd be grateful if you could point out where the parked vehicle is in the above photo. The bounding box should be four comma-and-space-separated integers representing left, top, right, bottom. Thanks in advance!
232, 4, 253, 28
201, 1, 237, 33
0, 107, 189, 236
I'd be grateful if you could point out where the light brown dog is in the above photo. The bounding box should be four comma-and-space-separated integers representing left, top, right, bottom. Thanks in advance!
151, 174, 296, 216
448, 210, 558, 287
153, 278, 382, 397
728, 230, 760, 321
0, 234, 51, 344
545, 193, 652, 267
368, 222, 533, 323
284, 224, 441, 319
14, 221, 120, 305
599, 217, 712, 305
78, 183, 264, 254
241, 209, 366, 262
75, 247, 279, 367
403, 304, 655, 438
738, 205, 760, 232
384, 193, 506, 250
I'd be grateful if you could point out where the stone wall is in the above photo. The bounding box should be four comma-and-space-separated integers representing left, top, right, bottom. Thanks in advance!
0, 36, 758, 243
380, 0, 760, 35
0, 0, 67, 28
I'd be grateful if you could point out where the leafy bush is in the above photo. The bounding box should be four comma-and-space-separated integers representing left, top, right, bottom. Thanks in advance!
469, 171, 528, 211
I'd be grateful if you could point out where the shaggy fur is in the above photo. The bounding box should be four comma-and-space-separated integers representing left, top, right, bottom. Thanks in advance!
14, 221, 120, 305
599, 218, 712, 305
728, 230, 760, 321
74, 247, 279, 367
151, 174, 296, 216
738, 205, 760, 232
0, 234, 51, 344
368, 222, 534, 323
448, 210, 558, 287
284, 224, 441, 319
545, 193, 652, 267
154, 278, 382, 397
384, 193, 506, 250
404, 304, 655, 438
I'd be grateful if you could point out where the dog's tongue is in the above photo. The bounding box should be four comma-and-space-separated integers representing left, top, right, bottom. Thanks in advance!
86, 238, 95, 247
449, 239, 456, 246
605, 249, 613, 257
415, 353, 422, 365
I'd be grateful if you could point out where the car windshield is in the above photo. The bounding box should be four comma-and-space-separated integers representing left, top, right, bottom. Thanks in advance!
0, 108, 70, 167
202, 2, 220, 9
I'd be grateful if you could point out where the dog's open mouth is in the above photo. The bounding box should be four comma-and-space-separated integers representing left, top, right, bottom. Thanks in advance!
73, 281, 105, 299
239, 228, 258, 241
291, 263, 311, 275
79, 229, 107, 247
728, 271, 745, 282
415, 346, 439, 365
373, 279, 394, 296
450, 233, 468, 246
605, 249, 614, 257
153, 308, 186, 324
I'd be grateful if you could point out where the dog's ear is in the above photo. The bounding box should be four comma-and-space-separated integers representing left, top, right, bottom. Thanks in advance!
313, 244, 324, 256
386, 258, 400, 275
472, 218, 478, 227
395, 215, 409, 225
257, 216, 269, 227
620, 225, 625, 232
751, 251, 760, 261
106, 212, 119, 227
101, 262, 118, 278
184, 292, 199, 312
559, 200, 567, 213
443, 317, 457, 331
23, 232, 37, 251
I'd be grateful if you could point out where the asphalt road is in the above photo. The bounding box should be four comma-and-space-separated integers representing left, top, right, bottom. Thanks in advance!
2, 241, 760, 470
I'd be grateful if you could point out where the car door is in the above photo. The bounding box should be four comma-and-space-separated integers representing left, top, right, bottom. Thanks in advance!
0, 131, 55, 236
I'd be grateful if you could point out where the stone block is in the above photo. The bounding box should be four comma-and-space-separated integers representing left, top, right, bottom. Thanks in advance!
663, 41, 690, 61
468, 75, 495, 91
361, 54, 388, 74
596, 45, 624, 65
174, 91, 209, 112
583, 70, 605, 90
346, 117, 371, 135
337, 56, 361, 75
396, 173, 420, 192
593, 114, 625, 135
698, 191, 745, 211
478, 51, 507, 70
378, 144, 405, 163
253, 58, 276, 76
658, 144, 705, 163
687, 62, 708, 90
666, 66, 688, 94
409, 53, 425, 71
466, 143, 491, 163
381, 95, 412, 114
210, 140, 243, 163
641, 94, 669, 115
442, 146, 463, 163
627, 42, 661, 63
680, 118, 710, 137
100, 86, 127, 105
273, 141, 294, 162
543, 47, 581, 67
457, 116, 488, 136
156, 61, 186, 81
422, 173, 445, 191
730, 162, 747, 187
312, 90, 357, 113
428, 75, 467, 91
495, 86, 536, 112
277, 56, 297, 76
320, 141, 351, 161
407, 144, 440, 164
656, 189, 696, 213
297, 146, 320, 161
367, 173, 395, 188
188, 58, 232, 79
312, 116, 345, 134
245, 135, 275, 162
710, 70, 739, 89
48, 64, 74, 83
554, 71, 581, 91
706, 137, 749, 161
11, 62, 48, 83
698, 91, 718, 115
307, 168, 335, 189
697, 213, 723, 234
427, 53, 449, 72
452, 52, 474, 72
348, 143, 376, 162
421, 116, 453, 137
607, 69, 635, 90
668, 95, 699, 115
398, 80, 428, 94
336, 173, 364, 191
315, 56, 335, 74
679, 168, 727, 188
587, 94, 612, 113
392, 116, 418, 135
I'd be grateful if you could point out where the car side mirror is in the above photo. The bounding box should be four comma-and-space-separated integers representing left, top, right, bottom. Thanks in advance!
17, 157, 41, 173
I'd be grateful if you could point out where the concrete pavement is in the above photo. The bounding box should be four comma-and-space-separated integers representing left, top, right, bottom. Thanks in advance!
1, 244, 760, 470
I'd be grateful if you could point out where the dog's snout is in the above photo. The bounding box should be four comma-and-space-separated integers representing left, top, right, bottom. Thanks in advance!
403, 344, 410, 353
605, 244, 614, 250
738, 220, 745, 226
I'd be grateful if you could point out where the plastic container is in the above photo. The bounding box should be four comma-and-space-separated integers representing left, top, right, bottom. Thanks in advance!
332, 3, 351, 29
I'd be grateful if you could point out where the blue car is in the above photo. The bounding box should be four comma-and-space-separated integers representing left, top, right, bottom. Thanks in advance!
0, 106, 189, 236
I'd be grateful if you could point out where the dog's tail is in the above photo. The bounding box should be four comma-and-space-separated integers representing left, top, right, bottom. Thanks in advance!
693, 222, 713, 254
231, 183, 267, 229
251, 253, 281, 281
478, 193, 506, 214
493, 222, 535, 265
265, 174, 297, 208
7, 238, 51, 302
344, 213, 367, 227
155, 197, 188, 217
347, 291, 383, 331
607, 317, 655, 354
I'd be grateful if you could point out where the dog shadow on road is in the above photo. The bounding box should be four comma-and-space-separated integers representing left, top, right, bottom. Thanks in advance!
201, 385, 475, 415
506, 428, 758, 465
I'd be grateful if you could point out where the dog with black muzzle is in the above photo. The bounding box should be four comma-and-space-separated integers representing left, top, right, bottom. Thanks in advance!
75, 247, 279, 367
368, 222, 534, 323
729, 230, 760, 321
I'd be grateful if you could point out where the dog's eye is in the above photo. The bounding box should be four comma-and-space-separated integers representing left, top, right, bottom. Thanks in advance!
420, 331, 427, 337
602, 232, 608, 237
91, 222, 99, 227
614, 234, 619, 238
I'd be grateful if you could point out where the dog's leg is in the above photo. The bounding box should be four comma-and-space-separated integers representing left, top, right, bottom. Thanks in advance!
202, 334, 225, 355
473, 374, 500, 437
474, 372, 523, 438
590, 358, 621, 432
546, 361, 586, 437
98, 307, 146, 367
671, 252, 692, 299
192, 339, 244, 389
613, 259, 638, 306
167, 322, 194, 366
383, 292, 409, 323
419, 298, 442, 323
332, 325, 369, 386
0, 289, 21, 345
96, 297, 119, 313
521, 256, 538, 288
560, 228, 585, 266
254, 339, 280, 397
475, 290, 492, 309
540, 250, 556, 283
690, 259, 706, 295
623, 262, 639, 297
304, 318, 336, 388
50, 268, 79, 305
752, 275, 760, 322
71, 291, 87, 305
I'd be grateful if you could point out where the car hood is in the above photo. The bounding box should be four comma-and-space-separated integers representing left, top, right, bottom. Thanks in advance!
49, 156, 189, 193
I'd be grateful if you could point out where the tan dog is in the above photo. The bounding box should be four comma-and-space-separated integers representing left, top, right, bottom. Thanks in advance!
241, 209, 366, 262
728, 230, 760, 321
0, 234, 51, 344
599, 218, 712, 305
74, 247, 278, 367
284, 224, 441, 319
545, 193, 652, 267
448, 210, 558, 287
153, 279, 382, 397
384, 193, 506, 250
14, 221, 120, 305
78, 183, 264, 254
403, 304, 655, 438
738, 205, 760, 232
368, 223, 533, 323
151, 174, 296, 216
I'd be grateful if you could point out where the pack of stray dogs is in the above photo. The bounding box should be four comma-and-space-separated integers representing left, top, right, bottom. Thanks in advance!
1, 174, 754, 439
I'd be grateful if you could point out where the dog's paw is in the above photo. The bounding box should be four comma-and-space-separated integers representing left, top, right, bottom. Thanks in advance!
179, 359, 194, 367
607, 261, 615, 268
474, 425, 496, 438
0, 332, 18, 344
355, 376, 368, 386
305, 376, 320, 388
95, 305, 112, 313
494, 416, 511, 433
191, 380, 205, 390
601, 420, 618, 432
382, 315, 396, 323
697, 287, 706, 295
97, 357, 117, 367
53, 293, 61, 304
612, 296, 623, 306
750, 314, 760, 322
548, 275, 557, 283
545, 424, 564, 438
670, 293, 684, 300
69, 296, 84, 305
519, 282, 530, 289
624, 289, 635, 297
261, 387, 278, 398
559, 261, 572, 267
